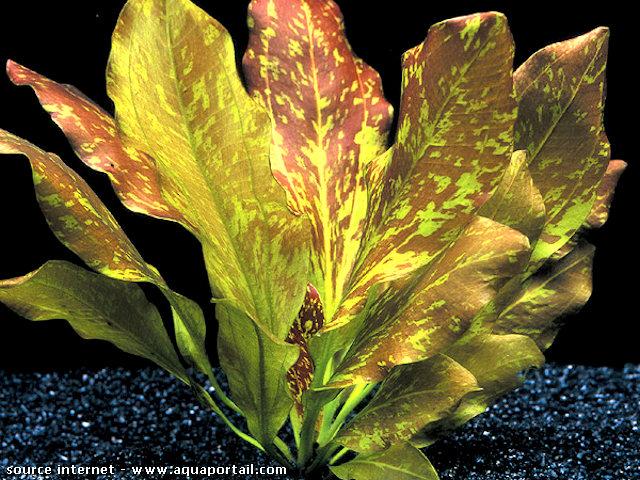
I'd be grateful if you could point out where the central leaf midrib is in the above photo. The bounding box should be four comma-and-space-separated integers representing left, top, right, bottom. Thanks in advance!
160, 0, 271, 329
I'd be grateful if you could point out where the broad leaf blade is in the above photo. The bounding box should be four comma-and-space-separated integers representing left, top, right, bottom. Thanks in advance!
0, 129, 213, 385
514, 28, 610, 267
331, 443, 439, 480
478, 150, 546, 243
413, 334, 544, 446
217, 304, 299, 444
336, 354, 479, 453
6, 61, 181, 222
107, 0, 309, 341
331, 12, 517, 330
330, 216, 530, 387
0, 261, 188, 383
585, 159, 626, 229
243, 0, 393, 319
492, 243, 595, 350
0, 128, 158, 283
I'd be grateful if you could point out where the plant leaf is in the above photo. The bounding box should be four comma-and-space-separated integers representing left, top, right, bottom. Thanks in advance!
329, 216, 530, 387
478, 150, 546, 243
243, 0, 393, 319
330, 12, 517, 330
0, 128, 159, 283
492, 242, 595, 350
413, 334, 544, 447
217, 303, 299, 444
0, 260, 188, 383
107, 0, 310, 341
0, 129, 212, 385
331, 443, 439, 480
585, 159, 626, 229
336, 354, 479, 453
285, 284, 324, 415
6, 60, 181, 222
514, 27, 610, 267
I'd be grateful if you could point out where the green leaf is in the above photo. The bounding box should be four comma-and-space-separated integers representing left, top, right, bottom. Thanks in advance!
492, 243, 595, 350
107, 0, 310, 342
330, 12, 517, 331
413, 334, 544, 447
514, 27, 610, 267
331, 443, 439, 480
0, 261, 188, 383
0, 129, 213, 386
336, 354, 479, 453
329, 216, 530, 388
244, 0, 393, 320
216, 303, 299, 444
478, 150, 546, 243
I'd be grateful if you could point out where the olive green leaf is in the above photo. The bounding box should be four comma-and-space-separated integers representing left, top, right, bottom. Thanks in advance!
329, 216, 530, 388
0, 129, 212, 386
244, 0, 393, 320
0, 261, 188, 383
413, 334, 544, 447
217, 303, 299, 444
336, 354, 479, 453
107, 0, 310, 342
478, 150, 546, 243
330, 12, 517, 331
331, 443, 439, 480
492, 243, 595, 350
514, 27, 610, 268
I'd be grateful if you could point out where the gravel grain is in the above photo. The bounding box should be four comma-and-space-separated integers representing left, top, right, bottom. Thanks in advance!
1, 365, 638, 479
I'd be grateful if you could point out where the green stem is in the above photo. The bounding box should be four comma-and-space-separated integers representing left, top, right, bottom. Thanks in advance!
206, 371, 242, 414
297, 399, 323, 467
320, 383, 374, 446
274, 436, 295, 465
195, 384, 264, 452
329, 447, 350, 465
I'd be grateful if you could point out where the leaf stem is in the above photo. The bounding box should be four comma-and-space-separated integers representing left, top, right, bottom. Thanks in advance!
319, 382, 374, 446
329, 447, 350, 465
194, 384, 264, 452
205, 371, 242, 414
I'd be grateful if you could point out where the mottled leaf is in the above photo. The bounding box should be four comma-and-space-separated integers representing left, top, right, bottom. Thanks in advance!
107, 0, 310, 341
6, 60, 181, 221
413, 334, 544, 446
0, 128, 159, 283
286, 284, 324, 415
329, 216, 530, 388
330, 12, 517, 330
217, 304, 299, 443
0, 129, 212, 386
492, 243, 595, 350
244, 0, 393, 319
336, 354, 479, 453
585, 159, 626, 229
0, 261, 188, 383
331, 443, 439, 480
478, 150, 546, 243
514, 28, 610, 267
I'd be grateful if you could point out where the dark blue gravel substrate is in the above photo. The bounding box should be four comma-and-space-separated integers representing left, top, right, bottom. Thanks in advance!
1, 365, 638, 479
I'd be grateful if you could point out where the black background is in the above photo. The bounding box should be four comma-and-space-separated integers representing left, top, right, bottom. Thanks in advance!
0, 1, 636, 370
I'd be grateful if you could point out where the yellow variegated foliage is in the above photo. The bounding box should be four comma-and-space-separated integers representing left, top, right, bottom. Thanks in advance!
0, 1, 623, 477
